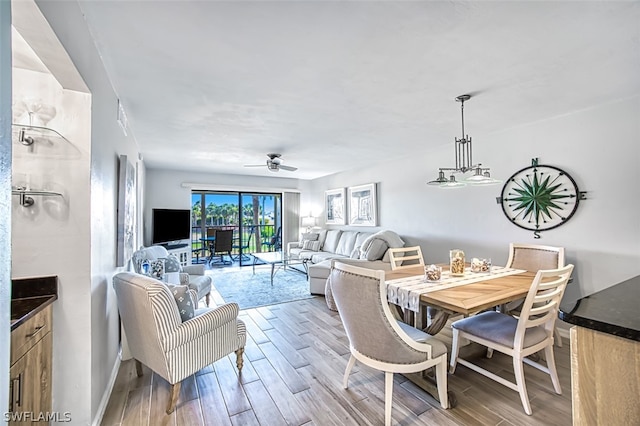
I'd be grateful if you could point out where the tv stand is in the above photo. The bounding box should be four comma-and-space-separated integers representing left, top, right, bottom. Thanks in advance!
164, 243, 188, 250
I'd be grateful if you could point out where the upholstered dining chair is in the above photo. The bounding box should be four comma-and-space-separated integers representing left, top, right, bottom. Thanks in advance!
388, 246, 425, 271
505, 243, 565, 346
330, 261, 449, 426
113, 272, 246, 414
449, 264, 574, 415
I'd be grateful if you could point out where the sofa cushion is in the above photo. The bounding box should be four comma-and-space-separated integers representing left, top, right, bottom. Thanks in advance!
335, 231, 359, 256
360, 239, 388, 261
311, 252, 348, 264
355, 232, 373, 249
323, 230, 343, 253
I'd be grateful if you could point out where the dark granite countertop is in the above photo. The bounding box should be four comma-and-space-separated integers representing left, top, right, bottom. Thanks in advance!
11, 276, 58, 331
559, 275, 639, 342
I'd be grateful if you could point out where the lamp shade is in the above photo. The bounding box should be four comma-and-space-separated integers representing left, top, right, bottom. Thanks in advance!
301, 216, 316, 228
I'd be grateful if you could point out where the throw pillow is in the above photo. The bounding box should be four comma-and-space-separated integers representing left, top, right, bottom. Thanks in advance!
145, 259, 165, 279
162, 255, 183, 273
302, 240, 321, 251
298, 232, 319, 248
360, 239, 388, 261
167, 284, 196, 322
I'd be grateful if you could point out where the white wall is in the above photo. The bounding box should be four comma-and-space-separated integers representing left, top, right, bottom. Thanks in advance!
11, 65, 93, 422
0, 0, 12, 416
308, 96, 640, 305
11, 1, 144, 424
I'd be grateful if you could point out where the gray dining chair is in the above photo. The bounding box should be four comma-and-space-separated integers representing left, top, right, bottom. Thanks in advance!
449, 264, 574, 415
330, 261, 449, 426
505, 243, 565, 346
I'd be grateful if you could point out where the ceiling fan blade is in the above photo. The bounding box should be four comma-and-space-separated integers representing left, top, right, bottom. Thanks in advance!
279, 165, 298, 171
243, 164, 264, 168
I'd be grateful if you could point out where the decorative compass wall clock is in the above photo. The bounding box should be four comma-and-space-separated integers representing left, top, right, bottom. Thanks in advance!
497, 158, 587, 238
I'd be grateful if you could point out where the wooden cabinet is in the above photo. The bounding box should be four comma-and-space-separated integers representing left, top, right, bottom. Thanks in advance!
9, 304, 53, 424
570, 326, 640, 425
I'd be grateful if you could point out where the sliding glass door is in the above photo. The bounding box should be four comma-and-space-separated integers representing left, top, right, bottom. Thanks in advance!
191, 191, 282, 266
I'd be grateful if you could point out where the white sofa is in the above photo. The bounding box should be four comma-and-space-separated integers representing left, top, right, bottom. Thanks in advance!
287, 229, 404, 295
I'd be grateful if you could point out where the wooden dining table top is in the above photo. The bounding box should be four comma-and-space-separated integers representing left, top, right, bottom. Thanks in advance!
385, 265, 537, 316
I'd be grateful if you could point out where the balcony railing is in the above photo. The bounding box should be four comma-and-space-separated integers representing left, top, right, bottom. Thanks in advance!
191, 224, 279, 263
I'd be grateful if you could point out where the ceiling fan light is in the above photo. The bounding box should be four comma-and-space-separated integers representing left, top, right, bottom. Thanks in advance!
427, 170, 448, 186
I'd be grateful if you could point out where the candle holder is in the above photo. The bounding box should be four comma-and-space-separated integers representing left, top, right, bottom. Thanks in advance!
450, 249, 465, 276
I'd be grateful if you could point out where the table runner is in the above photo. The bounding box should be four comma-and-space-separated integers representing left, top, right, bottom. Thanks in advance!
386, 266, 527, 312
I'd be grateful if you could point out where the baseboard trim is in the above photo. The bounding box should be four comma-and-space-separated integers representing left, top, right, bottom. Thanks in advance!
92, 349, 122, 426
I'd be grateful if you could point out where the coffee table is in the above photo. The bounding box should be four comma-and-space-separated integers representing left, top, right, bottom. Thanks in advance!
252, 251, 307, 285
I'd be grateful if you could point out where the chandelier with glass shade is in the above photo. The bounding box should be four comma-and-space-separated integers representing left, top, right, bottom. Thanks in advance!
427, 94, 501, 188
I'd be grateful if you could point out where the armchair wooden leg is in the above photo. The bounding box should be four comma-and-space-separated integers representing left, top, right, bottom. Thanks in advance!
235, 348, 244, 372
166, 382, 181, 414
205, 292, 211, 307
135, 359, 143, 377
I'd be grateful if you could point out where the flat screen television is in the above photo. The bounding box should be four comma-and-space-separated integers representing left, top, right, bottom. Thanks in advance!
152, 208, 191, 247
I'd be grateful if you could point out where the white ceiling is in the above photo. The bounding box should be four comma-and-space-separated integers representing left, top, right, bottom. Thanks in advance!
72, 1, 638, 180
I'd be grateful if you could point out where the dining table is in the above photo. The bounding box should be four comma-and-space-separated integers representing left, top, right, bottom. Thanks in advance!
384, 264, 537, 408
385, 264, 537, 334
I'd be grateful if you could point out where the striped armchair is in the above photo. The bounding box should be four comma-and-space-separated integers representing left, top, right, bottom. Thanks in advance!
113, 272, 246, 414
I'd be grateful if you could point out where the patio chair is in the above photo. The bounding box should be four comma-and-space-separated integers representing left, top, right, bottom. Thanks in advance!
449, 264, 574, 415
232, 226, 254, 261
330, 261, 449, 426
262, 226, 281, 252
113, 272, 246, 414
210, 229, 233, 265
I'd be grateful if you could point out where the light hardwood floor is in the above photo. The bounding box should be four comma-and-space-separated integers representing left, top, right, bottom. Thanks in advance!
102, 295, 572, 426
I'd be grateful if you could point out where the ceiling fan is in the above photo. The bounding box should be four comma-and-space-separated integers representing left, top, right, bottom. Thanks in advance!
244, 153, 298, 172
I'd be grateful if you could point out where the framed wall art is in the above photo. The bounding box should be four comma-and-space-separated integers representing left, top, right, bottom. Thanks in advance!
348, 183, 377, 226
117, 154, 136, 266
325, 188, 345, 225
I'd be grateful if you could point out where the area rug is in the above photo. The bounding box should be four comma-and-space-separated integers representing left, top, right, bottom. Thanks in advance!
207, 266, 315, 310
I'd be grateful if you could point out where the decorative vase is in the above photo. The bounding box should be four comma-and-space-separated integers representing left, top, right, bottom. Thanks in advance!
450, 249, 465, 276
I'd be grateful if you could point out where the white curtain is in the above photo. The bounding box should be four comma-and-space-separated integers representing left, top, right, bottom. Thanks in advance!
282, 192, 300, 248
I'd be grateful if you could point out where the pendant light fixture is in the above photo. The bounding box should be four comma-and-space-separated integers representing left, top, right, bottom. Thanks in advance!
427, 94, 500, 188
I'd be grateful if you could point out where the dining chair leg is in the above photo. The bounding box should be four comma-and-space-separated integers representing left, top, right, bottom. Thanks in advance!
554, 326, 563, 347
449, 328, 461, 374
384, 371, 394, 426
545, 344, 562, 394
486, 348, 494, 358
435, 354, 449, 409
343, 355, 356, 389
513, 355, 532, 415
